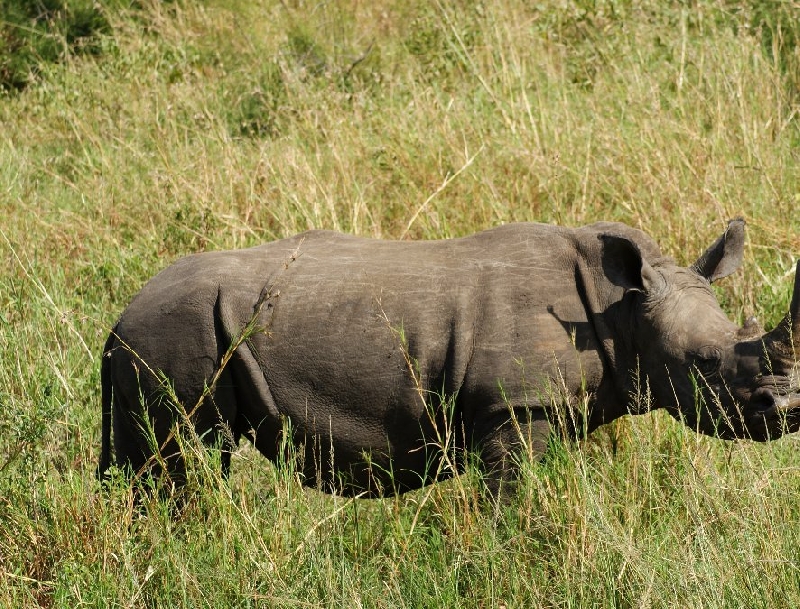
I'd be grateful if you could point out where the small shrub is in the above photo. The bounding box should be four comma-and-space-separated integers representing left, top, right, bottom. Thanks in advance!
749, 0, 800, 95
230, 61, 287, 139
0, 0, 112, 91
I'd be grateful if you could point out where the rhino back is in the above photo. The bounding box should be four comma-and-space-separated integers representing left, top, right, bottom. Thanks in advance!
111, 224, 611, 488
236, 225, 606, 464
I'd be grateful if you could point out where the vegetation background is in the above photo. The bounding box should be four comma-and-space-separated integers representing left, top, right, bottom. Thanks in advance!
1, 0, 799, 606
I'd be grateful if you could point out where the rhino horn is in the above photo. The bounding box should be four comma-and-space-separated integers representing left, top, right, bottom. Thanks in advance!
791, 260, 800, 351
764, 261, 800, 363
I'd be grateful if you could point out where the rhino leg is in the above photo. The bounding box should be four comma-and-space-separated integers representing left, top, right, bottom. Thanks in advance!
109, 350, 240, 497
110, 379, 186, 493
190, 366, 241, 480
475, 409, 550, 501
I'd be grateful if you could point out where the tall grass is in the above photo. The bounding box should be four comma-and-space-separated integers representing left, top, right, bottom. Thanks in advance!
1, 0, 799, 606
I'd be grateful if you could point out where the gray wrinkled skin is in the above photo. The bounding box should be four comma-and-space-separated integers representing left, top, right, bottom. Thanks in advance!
98, 221, 800, 498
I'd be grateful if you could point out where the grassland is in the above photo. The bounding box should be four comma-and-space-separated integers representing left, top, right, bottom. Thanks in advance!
1, 0, 800, 606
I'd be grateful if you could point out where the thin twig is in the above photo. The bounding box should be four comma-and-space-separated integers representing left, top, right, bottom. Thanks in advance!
400, 147, 483, 240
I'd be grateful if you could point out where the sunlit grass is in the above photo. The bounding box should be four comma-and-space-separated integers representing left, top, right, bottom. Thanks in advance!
1, 0, 799, 606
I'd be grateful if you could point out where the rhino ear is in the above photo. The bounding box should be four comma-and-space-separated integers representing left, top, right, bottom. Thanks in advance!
691, 218, 745, 283
599, 234, 663, 295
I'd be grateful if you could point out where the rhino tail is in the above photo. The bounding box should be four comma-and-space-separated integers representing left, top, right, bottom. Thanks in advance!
96, 327, 117, 484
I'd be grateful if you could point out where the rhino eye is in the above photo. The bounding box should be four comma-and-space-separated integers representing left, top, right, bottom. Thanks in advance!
692, 346, 722, 378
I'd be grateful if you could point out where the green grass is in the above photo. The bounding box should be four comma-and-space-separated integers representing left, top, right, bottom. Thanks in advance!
1, 0, 800, 606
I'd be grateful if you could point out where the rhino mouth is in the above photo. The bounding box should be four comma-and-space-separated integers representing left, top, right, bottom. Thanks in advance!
773, 393, 800, 412
746, 384, 800, 439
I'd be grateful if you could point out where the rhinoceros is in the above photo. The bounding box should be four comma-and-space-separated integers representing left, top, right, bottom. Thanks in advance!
97, 220, 800, 498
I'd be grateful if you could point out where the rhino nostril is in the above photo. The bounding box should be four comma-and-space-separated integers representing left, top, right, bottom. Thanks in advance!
751, 387, 777, 413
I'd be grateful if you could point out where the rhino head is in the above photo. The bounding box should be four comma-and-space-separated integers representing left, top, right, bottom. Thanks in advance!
604, 219, 800, 441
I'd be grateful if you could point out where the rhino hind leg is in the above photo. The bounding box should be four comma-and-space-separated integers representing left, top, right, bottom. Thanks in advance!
110, 383, 186, 495
193, 366, 240, 480
107, 353, 241, 500
475, 410, 550, 501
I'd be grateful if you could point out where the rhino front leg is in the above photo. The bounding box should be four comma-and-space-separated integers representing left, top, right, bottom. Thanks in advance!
475, 409, 550, 501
